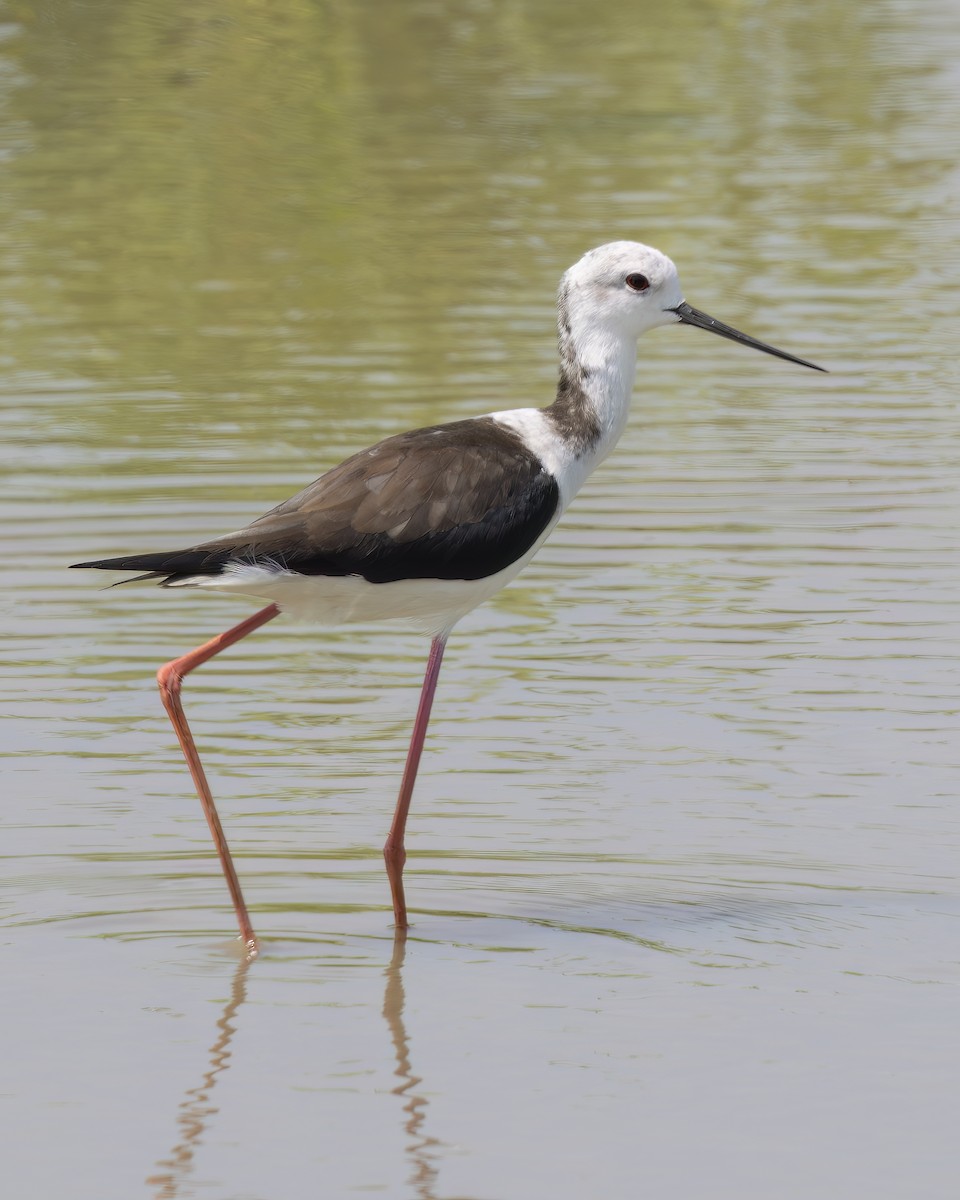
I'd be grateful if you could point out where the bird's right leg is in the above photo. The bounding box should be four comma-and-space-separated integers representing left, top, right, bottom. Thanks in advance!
383, 635, 448, 929
156, 603, 281, 956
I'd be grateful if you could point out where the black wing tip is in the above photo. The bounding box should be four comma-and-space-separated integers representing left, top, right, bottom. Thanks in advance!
70, 550, 227, 573
70, 558, 153, 572
70, 560, 169, 587
71, 549, 238, 591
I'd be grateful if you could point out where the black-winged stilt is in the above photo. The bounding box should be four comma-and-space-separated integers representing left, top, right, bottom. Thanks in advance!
73, 241, 824, 954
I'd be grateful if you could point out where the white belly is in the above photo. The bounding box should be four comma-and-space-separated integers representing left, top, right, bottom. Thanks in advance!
169, 520, 559, 636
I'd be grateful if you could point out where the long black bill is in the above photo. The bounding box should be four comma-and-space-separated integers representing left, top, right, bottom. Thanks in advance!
668, 301, 827, 372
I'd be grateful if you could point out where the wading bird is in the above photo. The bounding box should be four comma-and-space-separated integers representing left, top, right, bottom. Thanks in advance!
74, 242, 824, 954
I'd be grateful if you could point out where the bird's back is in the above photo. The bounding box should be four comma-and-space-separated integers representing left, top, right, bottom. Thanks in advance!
73, 415, 562, 594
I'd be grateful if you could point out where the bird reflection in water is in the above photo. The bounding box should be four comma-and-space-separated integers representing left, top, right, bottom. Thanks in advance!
146, 955, 251, 1199
383, 931, 444, 1200
146, 933, 445, 1199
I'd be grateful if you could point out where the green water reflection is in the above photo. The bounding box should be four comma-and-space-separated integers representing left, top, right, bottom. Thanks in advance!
2, 0, 941, 418
2, 2, 959, 1198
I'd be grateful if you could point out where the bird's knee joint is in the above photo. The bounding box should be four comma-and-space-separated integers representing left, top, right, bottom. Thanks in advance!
156, 662, 183, 695
383, 842, 406, 871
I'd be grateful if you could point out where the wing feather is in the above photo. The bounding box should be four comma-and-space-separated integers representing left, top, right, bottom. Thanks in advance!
72, 417, 560, 586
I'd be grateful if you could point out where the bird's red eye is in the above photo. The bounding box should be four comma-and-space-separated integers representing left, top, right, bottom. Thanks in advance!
625, 273, 650, 292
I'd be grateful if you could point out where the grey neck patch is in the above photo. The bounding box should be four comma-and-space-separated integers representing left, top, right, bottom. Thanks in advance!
544, 285, 603, 455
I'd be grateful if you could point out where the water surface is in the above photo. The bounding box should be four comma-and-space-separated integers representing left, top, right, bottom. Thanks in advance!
2, 2, 959, 1197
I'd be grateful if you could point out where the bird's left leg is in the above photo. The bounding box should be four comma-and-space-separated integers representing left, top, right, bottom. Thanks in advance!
157, 603, 281, 955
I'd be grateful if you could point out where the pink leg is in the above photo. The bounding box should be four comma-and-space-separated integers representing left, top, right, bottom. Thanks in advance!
156, 604, 281, 955
384, 635, 448, 928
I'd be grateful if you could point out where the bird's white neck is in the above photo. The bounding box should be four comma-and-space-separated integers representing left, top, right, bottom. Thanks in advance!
546, 313, 638, 466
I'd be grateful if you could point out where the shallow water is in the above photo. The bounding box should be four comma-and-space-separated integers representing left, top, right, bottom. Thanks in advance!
2, 2, 960, 1197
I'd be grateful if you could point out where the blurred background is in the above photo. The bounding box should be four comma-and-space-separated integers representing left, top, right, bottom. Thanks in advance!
1, 2, 958, 1198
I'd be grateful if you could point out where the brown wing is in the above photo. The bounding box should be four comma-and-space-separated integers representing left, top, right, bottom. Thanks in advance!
72, 417, 561, 585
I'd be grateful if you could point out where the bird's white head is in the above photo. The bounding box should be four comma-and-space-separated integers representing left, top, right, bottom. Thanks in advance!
560, 241, 684, 343
560, 240, 826, 372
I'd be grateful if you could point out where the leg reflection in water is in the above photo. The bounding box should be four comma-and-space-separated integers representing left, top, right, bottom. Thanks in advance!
383, 931, 443, 1200
146, 932, 445, 1199
146, 957, 251, 1200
